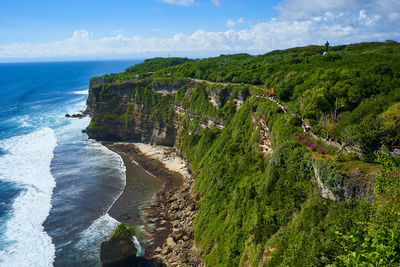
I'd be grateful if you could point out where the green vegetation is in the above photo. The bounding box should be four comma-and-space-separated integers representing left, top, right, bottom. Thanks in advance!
92, 41, 400, 154
125, 57, 192, 74
88, 42, 400, 266
110, 223, 136, 240
161, 42, 400, 155
88, 121, 102, 130
89, 57, 192, 85
176, 97, 400, 266
331, 148, 400, 266
314, 159, 346, 195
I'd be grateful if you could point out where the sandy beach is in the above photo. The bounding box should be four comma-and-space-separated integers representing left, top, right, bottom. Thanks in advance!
104, 142, 189, 258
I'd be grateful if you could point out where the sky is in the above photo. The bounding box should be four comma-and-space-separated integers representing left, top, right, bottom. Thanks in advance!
0, 0, 399, 62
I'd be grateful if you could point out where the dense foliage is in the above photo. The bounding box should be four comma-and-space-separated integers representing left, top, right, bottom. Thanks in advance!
160, 42, 400, 154
93, 41, 400, 154
90, 42, 400, 266
110, 223, 136, 240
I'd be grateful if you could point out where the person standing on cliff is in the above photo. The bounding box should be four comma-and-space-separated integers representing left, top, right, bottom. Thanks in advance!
325, 41, 329, 53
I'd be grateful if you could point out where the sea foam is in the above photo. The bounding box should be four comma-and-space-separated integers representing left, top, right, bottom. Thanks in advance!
0, 127, 57, 266
73, 90, 88, 95
74, 213, 119, 265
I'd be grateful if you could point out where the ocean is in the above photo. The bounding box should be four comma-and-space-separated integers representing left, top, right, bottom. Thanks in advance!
0, 60, 143, 266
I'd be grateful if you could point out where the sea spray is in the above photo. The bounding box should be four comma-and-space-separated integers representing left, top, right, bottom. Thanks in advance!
0, 128, 57, 266
0, 60, 142, 266
132, 236, 142, 255
74, 214, 120, 264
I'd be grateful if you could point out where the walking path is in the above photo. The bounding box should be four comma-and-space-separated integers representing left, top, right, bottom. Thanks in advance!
187, 78, 363, 156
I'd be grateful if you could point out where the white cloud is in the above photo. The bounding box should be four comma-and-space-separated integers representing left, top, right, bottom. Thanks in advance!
161, 0, 194, 6
0, 0, 399, 61
151, 29, 163, 35
226, 19, 236, 28
211, 0, 221, 7
275, 0, 363, 19
226, 18, 245, 28
275, 0, 400, 22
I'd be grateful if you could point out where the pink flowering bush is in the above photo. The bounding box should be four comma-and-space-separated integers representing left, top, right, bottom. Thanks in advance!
295, 134, 328, 155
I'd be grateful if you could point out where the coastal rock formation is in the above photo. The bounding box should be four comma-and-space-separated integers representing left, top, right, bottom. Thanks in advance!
86, 80, 179, 145
103, 142, 202, 266
100, 237, 138, 267
85, 78, 249, 145
152, 183, 203, 267
85, 45, 400, 266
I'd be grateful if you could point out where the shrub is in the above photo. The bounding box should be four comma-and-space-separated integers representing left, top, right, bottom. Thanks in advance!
110, 223, 136, 240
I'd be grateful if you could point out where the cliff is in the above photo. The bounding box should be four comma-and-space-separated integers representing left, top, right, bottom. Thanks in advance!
86, 77, 251, 146
86, 42, 400, 266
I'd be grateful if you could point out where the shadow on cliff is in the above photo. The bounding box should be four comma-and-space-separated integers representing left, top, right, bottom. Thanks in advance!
102, 256, 165, 267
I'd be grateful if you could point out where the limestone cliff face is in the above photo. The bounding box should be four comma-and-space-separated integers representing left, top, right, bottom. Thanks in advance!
86, 80, 178, 146
86, 78, 249, 146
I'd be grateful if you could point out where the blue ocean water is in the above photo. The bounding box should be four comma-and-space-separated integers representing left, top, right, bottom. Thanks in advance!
0, 60, 142, 266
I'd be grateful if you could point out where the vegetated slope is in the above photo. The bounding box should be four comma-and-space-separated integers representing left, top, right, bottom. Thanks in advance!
162, 41, 400, 156
88, 41, 400, 266
99, 41, 400, 156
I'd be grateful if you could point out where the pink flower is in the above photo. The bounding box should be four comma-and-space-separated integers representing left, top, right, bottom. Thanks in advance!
310, 143, 316, 150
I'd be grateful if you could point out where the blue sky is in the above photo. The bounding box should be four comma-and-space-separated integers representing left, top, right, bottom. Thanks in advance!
0, 0, 399, 62
0, 0, 278, 44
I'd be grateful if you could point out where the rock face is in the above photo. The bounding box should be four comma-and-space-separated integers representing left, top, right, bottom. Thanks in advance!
312, 159, 376, 201
312, 159, 337, 201
100, 237, 138, 267
85, 78, 250, 146
86, 79, 180, 146
87, 110, 178, 146
86, 77, 249, 266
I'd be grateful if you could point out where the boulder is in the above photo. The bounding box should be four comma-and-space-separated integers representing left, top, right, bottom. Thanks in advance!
171, 229, 187, 242
100, 237, 137, 267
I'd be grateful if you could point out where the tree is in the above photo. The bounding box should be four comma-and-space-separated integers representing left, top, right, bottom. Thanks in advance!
299, 87, 329, 119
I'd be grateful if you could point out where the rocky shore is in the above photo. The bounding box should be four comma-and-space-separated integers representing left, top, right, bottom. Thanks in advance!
152, 183, 203, 266
104, 142, 203, 266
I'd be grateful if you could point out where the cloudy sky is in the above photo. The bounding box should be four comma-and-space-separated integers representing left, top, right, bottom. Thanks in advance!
0, 0, 399, 62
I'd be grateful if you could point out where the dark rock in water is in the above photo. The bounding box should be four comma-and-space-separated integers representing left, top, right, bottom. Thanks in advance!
82, 129, 87, 133
65, 112, 86, 119
100, 237, 137, 267
124, 215, 131, 220
71, 113, 85, 118
80, 109, 90, 115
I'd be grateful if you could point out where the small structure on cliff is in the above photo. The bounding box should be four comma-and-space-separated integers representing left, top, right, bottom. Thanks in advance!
265, 88, 275, 95
323, 40, 329, 55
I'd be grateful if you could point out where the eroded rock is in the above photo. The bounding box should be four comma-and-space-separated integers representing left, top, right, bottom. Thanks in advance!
100, 237, 137, 267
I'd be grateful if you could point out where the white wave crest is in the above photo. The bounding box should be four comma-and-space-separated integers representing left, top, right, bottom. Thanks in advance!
72, 90, 88, 95
0, 127, 57, 267
16, 115, 32, 127
74, 213, 119, 264
132, 236, 142, 255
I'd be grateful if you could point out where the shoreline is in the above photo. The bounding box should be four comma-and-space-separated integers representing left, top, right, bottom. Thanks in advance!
103, 141, 189, 259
